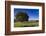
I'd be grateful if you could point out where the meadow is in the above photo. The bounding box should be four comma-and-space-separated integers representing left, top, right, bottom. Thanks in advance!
14, 20, 39, 27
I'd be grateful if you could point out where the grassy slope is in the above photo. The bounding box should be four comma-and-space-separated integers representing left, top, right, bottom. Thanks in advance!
14, 21, 39, 27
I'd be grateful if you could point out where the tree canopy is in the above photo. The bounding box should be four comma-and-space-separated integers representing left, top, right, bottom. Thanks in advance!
15, 12, 29, 22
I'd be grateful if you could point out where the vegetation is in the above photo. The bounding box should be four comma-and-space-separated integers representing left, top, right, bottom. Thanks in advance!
14, 20, 39, 27
15, 12, 29, 22
14, 12, 39, 27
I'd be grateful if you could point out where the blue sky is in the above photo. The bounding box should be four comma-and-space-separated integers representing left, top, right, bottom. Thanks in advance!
14, 8, 39, 21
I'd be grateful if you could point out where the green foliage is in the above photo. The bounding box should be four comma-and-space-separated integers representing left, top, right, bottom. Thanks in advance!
15, 12, 29, 22
14, 21, 39, 27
